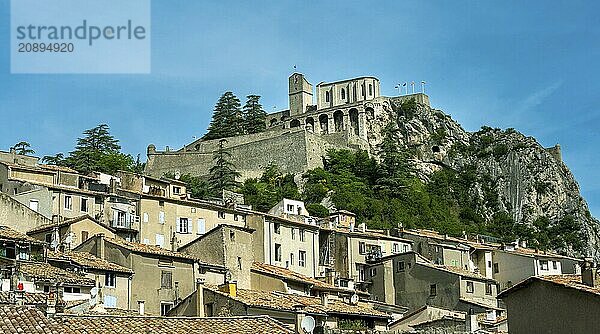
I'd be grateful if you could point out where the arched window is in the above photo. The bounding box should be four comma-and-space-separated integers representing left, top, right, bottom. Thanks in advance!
341, 88, 346, 100
325, 91, 330, 102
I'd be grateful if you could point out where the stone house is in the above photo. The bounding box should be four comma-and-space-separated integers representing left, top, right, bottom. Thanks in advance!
169, 282, 390, 333
0, 226, 46, 292
246, 212, 319, 278
499, 270, 600, 334
179, 224, 255, 289
15, 261, 95, 302
47, 251, 134, 310
27, 215, 115, 251
488, 244, 582, 290
116, 171, 248, 250
75, 234, 226, 315
319, 223, 413, 290
392, 228, 472, 270
366, 251, 500, 315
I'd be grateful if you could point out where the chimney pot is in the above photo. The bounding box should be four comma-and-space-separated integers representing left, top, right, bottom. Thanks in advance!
582, 259, 595, 287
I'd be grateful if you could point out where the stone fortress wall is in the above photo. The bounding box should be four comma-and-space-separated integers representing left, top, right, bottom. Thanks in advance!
144, 73, 429, 180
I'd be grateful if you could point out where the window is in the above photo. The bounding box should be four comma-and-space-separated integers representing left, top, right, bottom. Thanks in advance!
191, 208, 196, 213
325, 91, 330, 102
159, 200, 165, 207
370, 268, 377, 277
487, 260, 492, 268
299, 251, 306, 267
493, 263, 499, 274
81, 231, 89, 242
160, 302, 173, 316
341, 88, 346, 100
205, 303, 214, 317
105, 273, 116, 288
64, 287, 81, 294
173, 186, 181, 194
403, 244, 409, 253
143, 212, 149, 223
486, 283, 493, 295
178, 218, 189, 234
237, 257, 242, 270
64, 196, 72, 210
553, 261, 558, 270
291, 228, 296, 240
104, 295, 117, 308
161, 271, 173, 289
275, 244, 282, 262
234, 214, 239, 221
287, 204, 294, 212
359, 242, 366, 255
369, 84, 373, 96
429, 284, 437, 296
290, 253, 295, 265
159, 211, 165, 224
299, 229, 305, 242
229, 231, 235, 241
45, 234, 52, 243
155, 234, 165, 248
361, 85, 365, 97
197, 218, 206, 235
80, 198, 88, 212
393, 243, 399, 253
358, 265, 365, 281
218, 211, 225, 219
540, 260, 549, 270
29, 200, 39, 212
466, 281, 474, 293
274, 223, 281, 234
397, 261, 405, 272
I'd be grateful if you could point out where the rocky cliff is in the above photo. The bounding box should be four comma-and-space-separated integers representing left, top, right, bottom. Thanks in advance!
365, 98, 600, 258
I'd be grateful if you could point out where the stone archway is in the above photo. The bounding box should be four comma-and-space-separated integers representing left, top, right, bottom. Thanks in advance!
333, 110, 344, 132
349, 108, 359, 135
270, 118, 278, 127
290, 119, 301, 128
319, 114, 329, 134
305, 117, 315, 132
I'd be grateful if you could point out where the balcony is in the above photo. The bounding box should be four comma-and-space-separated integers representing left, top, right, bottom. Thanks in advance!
110, 217, 140, 232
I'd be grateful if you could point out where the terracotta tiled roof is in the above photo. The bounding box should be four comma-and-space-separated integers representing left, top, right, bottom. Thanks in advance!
0, 305, 294, 334
209, 287, 389, 318
27, 215, 113, 234
251, 262, 348, 292
0, 305, 65, 334
47, 251, 133, 274
0, 226, 45, 245
38, 164, 79, 173
502, 274, 600, 298
18, 262, 95, 286
0, 291, 47, 305
104, 236, 199, 261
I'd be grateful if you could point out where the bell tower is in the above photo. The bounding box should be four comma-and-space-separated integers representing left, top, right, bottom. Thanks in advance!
289, 73, 313, 116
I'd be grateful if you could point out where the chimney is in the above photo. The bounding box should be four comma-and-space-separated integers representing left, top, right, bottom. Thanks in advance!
359, 223, 366, 233
96, 234, 105, 259
465, 308, 478, 333
294, 305, 306, 334
520, 240, 527, 248
218, 281, 237, 298
196, 279, 205, 317
582, 258, 595, 287
349, 222, 354, 232
137, 300, 145, 316
320, 292, 329, 307
45, 288, 58, 317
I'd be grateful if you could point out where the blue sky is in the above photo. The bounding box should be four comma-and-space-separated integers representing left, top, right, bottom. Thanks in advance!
1, 1, 599, 215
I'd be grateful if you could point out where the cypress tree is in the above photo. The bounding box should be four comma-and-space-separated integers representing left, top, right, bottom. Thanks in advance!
243, 95, 267, 134
203, 92, 244, 140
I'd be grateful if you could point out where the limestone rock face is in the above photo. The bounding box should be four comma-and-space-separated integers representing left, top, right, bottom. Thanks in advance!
366, 99, 600, 258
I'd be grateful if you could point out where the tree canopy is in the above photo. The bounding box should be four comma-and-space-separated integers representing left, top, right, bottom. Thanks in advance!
207, 139, 241, 196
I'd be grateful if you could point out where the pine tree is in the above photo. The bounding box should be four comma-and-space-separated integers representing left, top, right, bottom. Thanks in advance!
12, 141, 35, 155
243, 95, 267, 134
208, 139, 241, 196
63, 124, 134, 174
375, 121, 411, 196
203, 92, 244, 140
